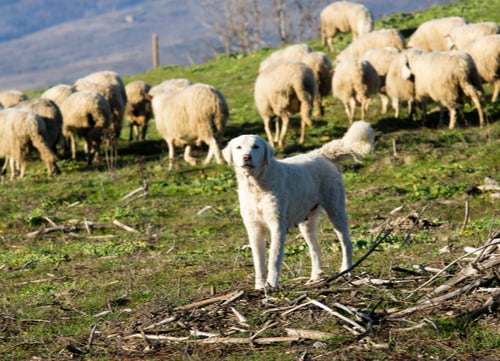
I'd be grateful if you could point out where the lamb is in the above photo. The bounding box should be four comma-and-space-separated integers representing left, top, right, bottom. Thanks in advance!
0, 108, 59, 180
0, 90, 28, 107
254, 61, 318, 147
13, 98, 64, 153
446, 22, 499, 50
385, 51, 417, 121
125, 80, 153, 141
40, 84, 76, 108
258, 43, 312, 73
151, 83, 229, 170
320, 1, 374, 53
332, 58, 380, 123
335, 29, 406, 63
400, 48, 484, 129
361, 47, 401, 114
74, 78, 125, 140
301, 51, 333, 116
463, 34, 500, 102
407, 16, 467, 51
60, 90, 111, 164
148, 78, 192, 96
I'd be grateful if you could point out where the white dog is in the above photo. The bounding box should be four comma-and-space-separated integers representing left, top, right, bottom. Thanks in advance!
223, 121, 375, 289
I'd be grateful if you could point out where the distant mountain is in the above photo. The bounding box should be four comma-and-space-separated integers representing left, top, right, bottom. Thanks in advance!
0, 0, 458, 91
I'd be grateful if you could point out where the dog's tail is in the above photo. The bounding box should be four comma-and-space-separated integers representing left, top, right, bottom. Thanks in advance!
318, 120, 375, 162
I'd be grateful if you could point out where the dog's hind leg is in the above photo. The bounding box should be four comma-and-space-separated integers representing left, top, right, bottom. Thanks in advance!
323, 200, 353, 274
298, 207, 323, 283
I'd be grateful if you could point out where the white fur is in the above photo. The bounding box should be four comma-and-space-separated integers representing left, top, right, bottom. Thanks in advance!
223, 121, 374, 289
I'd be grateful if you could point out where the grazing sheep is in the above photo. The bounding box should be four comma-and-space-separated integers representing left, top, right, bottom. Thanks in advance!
301, 51, 333, 116
125, 80, 153, 141
320, 1, 374, 53
148, 78, 192, 96
76, 70, 127, 104
446, 22, 499, 50
385, 51, 417, 121
464, 34, 500, 102
13, 98, 64, 153
401, 48, 484, 129
0, 90, 28, 107
60, 90, 111, 164
40, 84, 76, 108
0, 108, 59, 180
407, 16, 467, 51
361, 47, 401, 114
258, 43, 312, 73
332, 58, 380, 123
152, 83, 229, 170
335, 29, 405, 63
254, 61, 318, 147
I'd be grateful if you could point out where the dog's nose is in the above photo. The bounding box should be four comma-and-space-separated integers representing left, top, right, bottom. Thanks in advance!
243, 154, 251, 162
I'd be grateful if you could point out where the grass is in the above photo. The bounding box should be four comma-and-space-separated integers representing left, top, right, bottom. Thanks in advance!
1, 0, 500, 359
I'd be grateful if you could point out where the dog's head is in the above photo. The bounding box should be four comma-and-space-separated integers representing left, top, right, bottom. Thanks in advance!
223, 135, 274, 176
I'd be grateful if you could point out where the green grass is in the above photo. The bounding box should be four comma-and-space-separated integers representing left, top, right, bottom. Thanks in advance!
1, 0, 500, 359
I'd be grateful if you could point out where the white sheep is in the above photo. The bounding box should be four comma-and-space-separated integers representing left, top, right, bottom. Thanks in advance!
320, 1, 374, 53
301, 51, 333, 116
407, 16, 467, 51
361, 47, 401, 114
464, 34, 500, 102
254, 61, 318, 147
446, 22, 499, 50
0, 90, 28, 107
13, 98, 64, 153
40, 84, 76, 108
125, 80, 153, 141
0, 108, 59, 180
152, 83, 229, 170
148, 78, 192, 96
332, 58, 380, 123
401, 48, 484, 129
335, 29, 406, 63
258, 43, 312, 73
60, 90, 111, 164
385, 51, 417, 121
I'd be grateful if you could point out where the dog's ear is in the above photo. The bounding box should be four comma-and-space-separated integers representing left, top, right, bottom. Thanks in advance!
263, 139, 274, 165
222, 140, 233, 165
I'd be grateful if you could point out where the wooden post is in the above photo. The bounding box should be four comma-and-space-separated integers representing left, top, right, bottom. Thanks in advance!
152, 34, 159, 69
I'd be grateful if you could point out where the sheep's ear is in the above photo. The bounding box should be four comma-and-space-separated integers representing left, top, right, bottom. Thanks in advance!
401, 59, 413, 80
222, 141, 233, 165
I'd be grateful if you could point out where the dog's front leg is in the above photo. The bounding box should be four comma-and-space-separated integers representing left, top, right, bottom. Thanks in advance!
266, 225, 287, 288
246, 224, 267, 289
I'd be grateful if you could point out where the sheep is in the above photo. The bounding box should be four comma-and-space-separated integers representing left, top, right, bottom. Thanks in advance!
332, 58, 380, 123
385, 51, 417, 121
464, 34, 500, 102
12, 98, 64, 154
40, 84, 76, 108
400, 48, 484, 129
152, 83, 229, 170
335, 29, 406, 64
407, 16, 467, 51
60, 90, 111, 164
74, 79, 125, 140
301, 51, 333, 116
361, 47, 401, 114
254, 61, 318, 147
446, 22, 499, 50
0, 90, 28, 107
125, 80, 153, 141
148, 78, 192, 96
0, 108, 59, 180
320, 1, 374, 53
258, 43, 312, 73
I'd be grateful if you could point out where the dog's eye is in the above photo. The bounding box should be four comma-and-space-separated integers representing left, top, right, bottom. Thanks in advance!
236, 145, 242, 149
252, 145, 260, 149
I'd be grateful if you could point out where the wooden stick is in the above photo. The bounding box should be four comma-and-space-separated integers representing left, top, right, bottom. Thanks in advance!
112, 220, 138, 233
175, 290, 241, 311
308, 299, 366, 333
285, 328, 334, 341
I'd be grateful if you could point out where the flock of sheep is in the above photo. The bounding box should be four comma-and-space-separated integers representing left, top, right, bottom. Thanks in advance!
0, 1, 498, 180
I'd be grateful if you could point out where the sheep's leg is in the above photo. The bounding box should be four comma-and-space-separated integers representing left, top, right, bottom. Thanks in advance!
18, 160, 26, 179
166, 139, 176, 171
326, 37, 334, 53
492, 80, 500, 103
183, 145, 197, 166
344, 99, 355, 124
469, 92, 485, 128
70, 135, 77, 160
8, 158, 16, 181
203, 138, 223, 165
141, 122, 148, 141
380, 94, 389, 114
128, 123, 134, 141
448, 107, 457, 129
278, 115, 289, 148
262, 116, 275, 147
391, 97, 400, 118
438, 105, 446, 128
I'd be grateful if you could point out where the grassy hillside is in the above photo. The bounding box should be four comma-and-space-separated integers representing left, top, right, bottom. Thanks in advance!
1, 0, 499, 360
